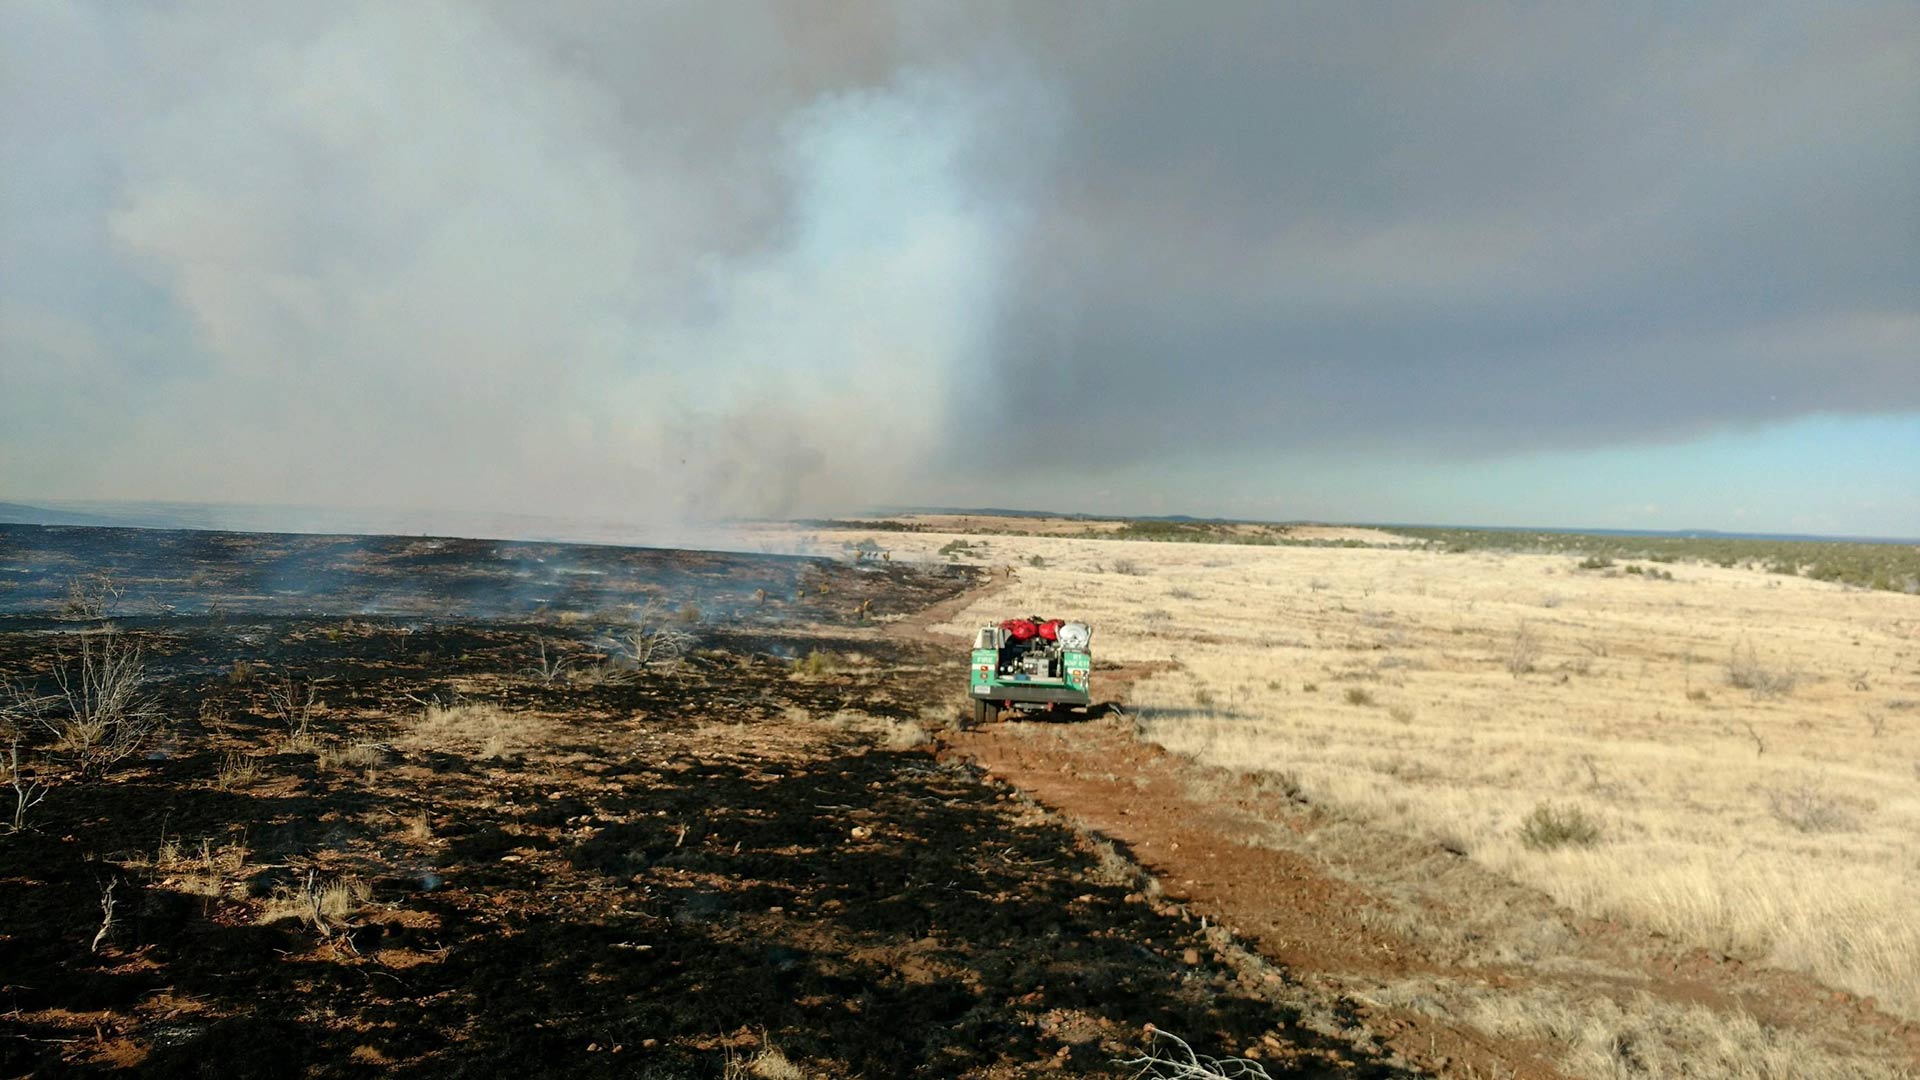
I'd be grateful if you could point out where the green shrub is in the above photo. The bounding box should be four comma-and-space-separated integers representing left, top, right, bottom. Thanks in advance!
1519, 802, 1602, 850
794, 650, 839, 677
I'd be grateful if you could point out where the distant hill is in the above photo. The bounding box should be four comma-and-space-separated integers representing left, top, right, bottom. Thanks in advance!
0, 501, 148, 528
878, 506, 1915, 546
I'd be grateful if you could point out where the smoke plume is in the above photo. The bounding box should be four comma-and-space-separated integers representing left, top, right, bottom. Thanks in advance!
4, 2, 1047, 525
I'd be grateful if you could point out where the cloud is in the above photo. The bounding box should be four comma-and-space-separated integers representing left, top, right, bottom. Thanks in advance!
1, 2, 1913, 521
980, 3, 1919, 468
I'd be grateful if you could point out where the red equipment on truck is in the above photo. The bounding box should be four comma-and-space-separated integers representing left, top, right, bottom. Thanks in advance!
970, 616, 1094, 725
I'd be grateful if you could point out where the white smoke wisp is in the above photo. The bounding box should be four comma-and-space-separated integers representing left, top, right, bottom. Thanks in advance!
43, 3, 1049, 531
632, 74, 1027, 521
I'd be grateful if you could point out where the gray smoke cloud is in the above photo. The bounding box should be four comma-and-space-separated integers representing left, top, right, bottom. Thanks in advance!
2, 1, 1051, 523
2, 2, 1914, 524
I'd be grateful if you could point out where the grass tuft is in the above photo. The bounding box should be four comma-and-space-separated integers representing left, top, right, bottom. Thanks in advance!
259, 871, 371, 938
1727, 640, 1797, 698
214, 751, 263, 790
403, 702, 539, 761
315, 741, 384, 772
1765, 778, 1857, 833
792, 650, 839, 678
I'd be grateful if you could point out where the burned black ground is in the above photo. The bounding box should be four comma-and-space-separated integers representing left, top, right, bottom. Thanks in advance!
0, 525, 1404, 1077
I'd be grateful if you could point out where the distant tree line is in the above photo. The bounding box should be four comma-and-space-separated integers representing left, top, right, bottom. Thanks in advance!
1395, 528, 1920, 594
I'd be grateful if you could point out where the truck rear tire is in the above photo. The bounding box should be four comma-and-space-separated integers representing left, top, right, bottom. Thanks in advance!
972, 698, 996, 727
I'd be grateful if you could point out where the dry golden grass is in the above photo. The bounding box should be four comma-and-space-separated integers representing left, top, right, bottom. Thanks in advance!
880, 718, 932, 751
258, 872, 371, 938
724, 1042, 807, 1080
400, 812, 433, 844
789, 526, 1920, 1024
314, 740, 383, 772
1373, 978, 1909, 1080
401, 702, 544, 760
134, 836, 252, 899
213, 750, 264, 790
798, 707, 931, 750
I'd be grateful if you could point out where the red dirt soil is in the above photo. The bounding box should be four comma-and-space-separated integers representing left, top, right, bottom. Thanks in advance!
940, 682, 1920, 1079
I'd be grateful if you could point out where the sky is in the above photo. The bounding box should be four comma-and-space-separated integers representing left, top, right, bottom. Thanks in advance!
2, 2, 1916, 538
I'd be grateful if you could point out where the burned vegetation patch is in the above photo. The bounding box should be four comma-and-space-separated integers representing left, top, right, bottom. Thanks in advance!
0, 525, 1396, 1077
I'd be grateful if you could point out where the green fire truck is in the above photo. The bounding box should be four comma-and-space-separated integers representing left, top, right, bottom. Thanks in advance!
967, 618, 1093, 725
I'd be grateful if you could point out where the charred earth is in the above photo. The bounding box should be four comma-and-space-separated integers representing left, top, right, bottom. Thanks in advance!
0, 525, 1404, 1078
